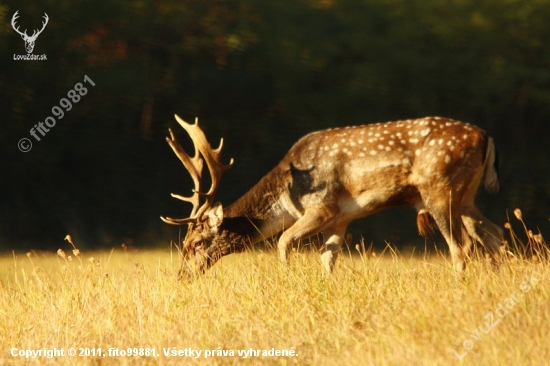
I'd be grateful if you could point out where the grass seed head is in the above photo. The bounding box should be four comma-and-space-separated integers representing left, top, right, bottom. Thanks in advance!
57, 249, 67, 259
514, 208, 523, 221
65, 234, 75, 247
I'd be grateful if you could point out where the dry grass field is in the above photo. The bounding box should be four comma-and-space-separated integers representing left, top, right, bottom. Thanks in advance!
1, 216, 548, 365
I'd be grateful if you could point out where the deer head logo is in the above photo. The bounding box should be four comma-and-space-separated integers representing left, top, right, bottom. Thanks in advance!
11, 11, 49, 54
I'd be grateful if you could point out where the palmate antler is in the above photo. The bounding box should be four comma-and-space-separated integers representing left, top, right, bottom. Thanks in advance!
161, 115, 234, 225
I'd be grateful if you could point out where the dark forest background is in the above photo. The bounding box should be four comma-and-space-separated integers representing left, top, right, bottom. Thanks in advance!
1, 0, 549, 251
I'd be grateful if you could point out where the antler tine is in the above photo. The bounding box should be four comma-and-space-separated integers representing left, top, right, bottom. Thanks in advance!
11, 11, 27, 37
174, 115, 234, 220
164, 124, 205, 220
38, 13, 49, 35
160, 216, 197, 226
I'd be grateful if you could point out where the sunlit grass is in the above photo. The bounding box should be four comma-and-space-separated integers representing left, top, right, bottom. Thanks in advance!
1, 216, 549, 365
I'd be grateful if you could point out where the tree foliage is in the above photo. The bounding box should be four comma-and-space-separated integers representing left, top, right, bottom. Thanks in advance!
1, 0, 548, 249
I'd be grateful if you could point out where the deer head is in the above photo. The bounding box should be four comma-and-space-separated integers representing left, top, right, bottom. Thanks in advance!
11, 11, 49, 54
161, 115, 234, 279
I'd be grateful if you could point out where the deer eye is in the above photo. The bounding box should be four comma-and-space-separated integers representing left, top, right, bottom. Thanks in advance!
192, 240, 204, 250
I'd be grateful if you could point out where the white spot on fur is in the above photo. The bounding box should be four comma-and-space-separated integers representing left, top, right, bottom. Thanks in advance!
370, 150, 377, 156
445, 154, 451, 163
421, 128, 431, 137
429, 140, 435, 146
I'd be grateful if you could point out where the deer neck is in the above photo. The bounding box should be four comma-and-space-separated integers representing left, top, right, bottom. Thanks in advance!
220, 165, 290, 245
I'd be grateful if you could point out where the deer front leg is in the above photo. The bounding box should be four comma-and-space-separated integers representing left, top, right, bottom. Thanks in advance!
320, 224, 347, 274
277, 207, 338, 264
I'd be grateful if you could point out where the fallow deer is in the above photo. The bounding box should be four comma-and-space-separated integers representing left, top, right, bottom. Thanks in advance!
162, 115, 503, 279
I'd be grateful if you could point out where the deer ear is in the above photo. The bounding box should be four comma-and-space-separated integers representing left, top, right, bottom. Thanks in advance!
207, 202, 224, 229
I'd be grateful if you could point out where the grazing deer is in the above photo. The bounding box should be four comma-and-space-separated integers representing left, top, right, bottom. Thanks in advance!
162, 115, 503, 279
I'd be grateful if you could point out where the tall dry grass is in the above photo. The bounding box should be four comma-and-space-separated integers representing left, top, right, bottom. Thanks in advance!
0, 212, 548, 365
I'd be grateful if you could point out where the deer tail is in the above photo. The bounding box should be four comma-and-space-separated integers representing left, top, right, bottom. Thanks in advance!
484, 136, 499, 194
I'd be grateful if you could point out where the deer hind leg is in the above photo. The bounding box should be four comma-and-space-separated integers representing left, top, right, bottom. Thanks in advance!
276, 207, 338, 264
423, 197, 467, 272
461, 205, 503, 260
